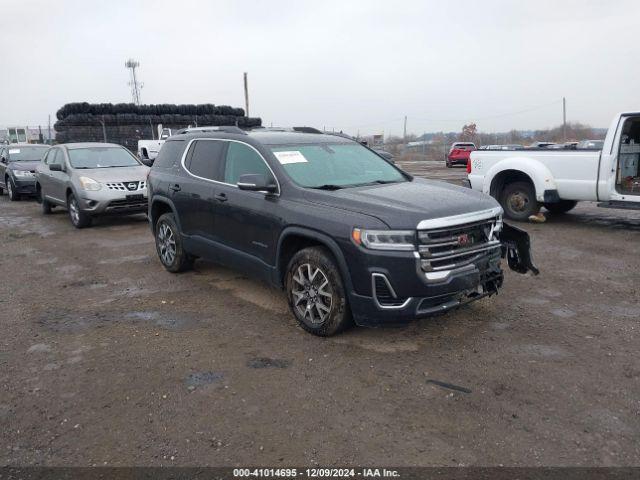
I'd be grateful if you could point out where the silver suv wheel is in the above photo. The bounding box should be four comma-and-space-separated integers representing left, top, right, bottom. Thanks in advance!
69, 196, 80, 224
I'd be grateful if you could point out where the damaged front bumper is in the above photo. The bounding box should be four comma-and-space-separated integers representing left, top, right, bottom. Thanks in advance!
499, 222, 539, 275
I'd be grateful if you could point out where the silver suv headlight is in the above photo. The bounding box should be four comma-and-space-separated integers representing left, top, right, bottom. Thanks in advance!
13, 170, 34, 178
79, 176, 102, 191
352, 228, 415, 251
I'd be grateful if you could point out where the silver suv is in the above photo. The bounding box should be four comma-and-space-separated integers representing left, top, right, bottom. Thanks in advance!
36, 143, 150, 228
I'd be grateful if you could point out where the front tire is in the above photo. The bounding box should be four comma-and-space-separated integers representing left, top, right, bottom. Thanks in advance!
155, 212, 193, 273
544, 200, 577, 214
500, 181, 540, 221
285, 246, 352, 336
67, 193, 92, 228
6, 177, 19, 201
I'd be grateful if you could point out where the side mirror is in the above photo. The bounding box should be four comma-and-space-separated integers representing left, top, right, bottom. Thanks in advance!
49, 163, 62, 172
140, 157, 153, 167
237, 173, 278, 194
0, 157, 6, 164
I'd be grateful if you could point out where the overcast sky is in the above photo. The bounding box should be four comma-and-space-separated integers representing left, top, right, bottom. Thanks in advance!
1, 0, 638, 135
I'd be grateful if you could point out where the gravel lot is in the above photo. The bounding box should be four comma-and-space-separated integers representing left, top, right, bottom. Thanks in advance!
1, 161, 639, 467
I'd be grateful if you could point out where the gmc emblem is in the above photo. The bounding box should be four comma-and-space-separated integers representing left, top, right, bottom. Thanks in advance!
456, 233, 472, 247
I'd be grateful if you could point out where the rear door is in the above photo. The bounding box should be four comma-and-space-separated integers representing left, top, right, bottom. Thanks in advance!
172, 139, 225, 240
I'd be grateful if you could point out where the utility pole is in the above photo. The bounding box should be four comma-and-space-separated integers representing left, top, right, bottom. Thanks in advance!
47, 115, 51, 144
562, 97, 567, 142
243, 72, 250, 117
125, 59, 143, 105
403, 116, 407, 147
100, 115, 107, 142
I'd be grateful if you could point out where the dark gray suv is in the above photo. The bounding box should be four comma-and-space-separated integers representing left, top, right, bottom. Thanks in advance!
147, 127, 537, 336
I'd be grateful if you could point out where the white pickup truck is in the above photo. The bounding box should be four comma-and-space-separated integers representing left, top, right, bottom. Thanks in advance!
137, 127, 172, 162
466, 111, 640, 220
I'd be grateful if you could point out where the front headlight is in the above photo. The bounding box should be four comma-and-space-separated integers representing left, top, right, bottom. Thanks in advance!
352, 228, 415, 251
79, 176, 101, 191
13, 170, 33, 178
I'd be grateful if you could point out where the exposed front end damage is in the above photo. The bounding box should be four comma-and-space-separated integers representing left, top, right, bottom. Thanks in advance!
499, 222, 539, 275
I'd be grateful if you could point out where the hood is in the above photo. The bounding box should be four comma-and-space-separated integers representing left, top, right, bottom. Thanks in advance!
72, 165, 150, 182
303, 178, 500, 229
9, 161, 40, 171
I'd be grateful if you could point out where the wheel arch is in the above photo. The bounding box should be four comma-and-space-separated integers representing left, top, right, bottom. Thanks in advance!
485, 157, 556, 202
275, 227, 353, 293
150, 197, 181, 232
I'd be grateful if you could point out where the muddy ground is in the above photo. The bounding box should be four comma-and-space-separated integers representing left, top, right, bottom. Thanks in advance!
1, 161, 639, 467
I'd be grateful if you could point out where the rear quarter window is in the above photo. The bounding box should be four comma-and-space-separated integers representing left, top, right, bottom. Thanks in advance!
153, 140, 185, 169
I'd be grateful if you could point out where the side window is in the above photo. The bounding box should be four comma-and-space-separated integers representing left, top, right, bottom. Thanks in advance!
154, 140, 184, 169
185, 140, 226, 180
223, 142, 272, 185
44, 149, 58, 165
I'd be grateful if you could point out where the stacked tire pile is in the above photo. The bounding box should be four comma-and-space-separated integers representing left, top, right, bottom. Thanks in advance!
54, 103, 262, 149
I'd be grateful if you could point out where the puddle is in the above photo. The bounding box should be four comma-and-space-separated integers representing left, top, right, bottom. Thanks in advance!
185, 371, 224, 387
124, 311, 201, 330
516, 344, 569, 359
98, 254, 151, 265
247, 357, 291, 369
36, 309, 201, 333
550, 307, 576, 318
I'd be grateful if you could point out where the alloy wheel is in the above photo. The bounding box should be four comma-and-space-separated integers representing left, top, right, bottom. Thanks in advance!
69, 197, 80, 225
6, 179, 13, 198
291, 263, 333, 324
157, 222, 176, 265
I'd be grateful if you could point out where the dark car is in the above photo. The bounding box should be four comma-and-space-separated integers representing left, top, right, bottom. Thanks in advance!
0, 144, 50, 200
147, 128, 537, 336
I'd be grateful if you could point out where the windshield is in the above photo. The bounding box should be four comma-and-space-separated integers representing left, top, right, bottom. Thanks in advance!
270, 142, 406, 188
68, 147, 140, 169
7, 146, 49, 161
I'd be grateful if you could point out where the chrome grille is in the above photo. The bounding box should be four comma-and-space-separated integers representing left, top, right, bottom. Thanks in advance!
105, 181, 146, 191
418, 217, 502, 272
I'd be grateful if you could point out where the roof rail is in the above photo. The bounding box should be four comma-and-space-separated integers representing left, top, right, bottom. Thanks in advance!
249, 126, 324, 134
175, 126, 247, 135
292, 126, 323, 134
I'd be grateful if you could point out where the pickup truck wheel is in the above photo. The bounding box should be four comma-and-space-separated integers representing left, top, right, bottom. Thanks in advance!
544, 200, 577, 214
445, 160, 452, 168
500, 181, 540, 221
155, 212, 193, 273
67, 193, 92, 228
285, 247, 352, 336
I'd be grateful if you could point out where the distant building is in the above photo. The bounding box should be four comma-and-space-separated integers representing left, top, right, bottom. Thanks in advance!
0, 126, 55, 144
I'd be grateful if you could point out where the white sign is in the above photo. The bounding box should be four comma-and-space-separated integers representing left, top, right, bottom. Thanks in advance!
274, 151, 308, 164
9, 149, 20, 154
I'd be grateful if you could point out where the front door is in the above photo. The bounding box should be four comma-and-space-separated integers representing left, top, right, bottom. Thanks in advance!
214, 141, 281, 267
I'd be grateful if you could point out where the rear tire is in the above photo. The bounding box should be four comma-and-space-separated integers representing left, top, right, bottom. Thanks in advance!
445, 160, 452, 168
544, 200, 577, 214
155, 212, 193, 273
500, 181, 540, 221
285, 246, 352, 336
67, 193, 92, 228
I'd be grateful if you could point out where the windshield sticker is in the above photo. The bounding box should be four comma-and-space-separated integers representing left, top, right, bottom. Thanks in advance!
274, 151, 308, 164
9, 149, 20, 154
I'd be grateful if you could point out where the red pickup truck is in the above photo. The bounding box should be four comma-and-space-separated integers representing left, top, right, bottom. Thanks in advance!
446, 142, 476, 168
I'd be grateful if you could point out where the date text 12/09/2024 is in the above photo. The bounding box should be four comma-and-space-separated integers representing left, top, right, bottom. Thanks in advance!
233, 468, 400, 478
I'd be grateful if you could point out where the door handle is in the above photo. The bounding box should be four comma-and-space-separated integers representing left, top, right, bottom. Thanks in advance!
169, 183, 181, 192
214, 193, 228, 202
